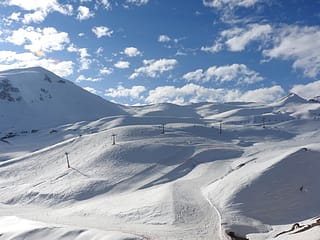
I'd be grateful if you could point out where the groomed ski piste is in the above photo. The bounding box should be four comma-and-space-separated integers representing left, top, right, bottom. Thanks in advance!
1, 67, 320, 240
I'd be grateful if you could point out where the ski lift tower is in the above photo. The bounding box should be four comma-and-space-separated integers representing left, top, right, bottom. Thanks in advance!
160, 123, 165, 134
65, 152, 70, 168
219, 120, 223, 135
111, 134, 117, 145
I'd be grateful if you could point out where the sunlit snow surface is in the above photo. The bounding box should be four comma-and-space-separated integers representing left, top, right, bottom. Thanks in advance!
1, 67, 320, 239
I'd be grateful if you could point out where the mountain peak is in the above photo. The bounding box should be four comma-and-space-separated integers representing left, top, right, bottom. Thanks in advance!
0, 67, 125, 131
273, 92, 307, 106
0, 67, 68, 104
0, 66, 66, 84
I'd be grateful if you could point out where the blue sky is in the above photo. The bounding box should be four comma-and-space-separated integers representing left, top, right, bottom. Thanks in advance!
0, 0, 320, 105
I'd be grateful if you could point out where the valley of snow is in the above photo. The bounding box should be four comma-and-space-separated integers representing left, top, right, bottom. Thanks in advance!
1, 67, 320, 240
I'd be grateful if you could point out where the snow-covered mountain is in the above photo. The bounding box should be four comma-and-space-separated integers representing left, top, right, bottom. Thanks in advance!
270, 92, 308, 106
1, 67, 320, 240
0, 67, 125, 132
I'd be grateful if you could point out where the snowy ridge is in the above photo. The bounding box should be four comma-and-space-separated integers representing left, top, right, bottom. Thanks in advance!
270, 92, 308, 106
1, 67, 320, 239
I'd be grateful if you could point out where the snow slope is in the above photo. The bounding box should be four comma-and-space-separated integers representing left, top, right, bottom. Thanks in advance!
1, 67, 320, 240
0, 216, 143, 240
0, 67, 125, 132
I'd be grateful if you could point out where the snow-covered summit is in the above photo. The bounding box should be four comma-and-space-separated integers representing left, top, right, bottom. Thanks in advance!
0, 67, 67, 103
272, 92, 308, 106
0, 67, 125, 132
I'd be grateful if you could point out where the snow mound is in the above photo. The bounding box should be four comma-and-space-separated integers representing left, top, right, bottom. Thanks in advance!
0, 125, 198, 206
233, 148, 320, 225
0, 216, 143, 240
129, 103, 201, 118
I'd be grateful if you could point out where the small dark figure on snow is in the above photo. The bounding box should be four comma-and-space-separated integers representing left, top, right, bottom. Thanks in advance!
299, 186, 304, 192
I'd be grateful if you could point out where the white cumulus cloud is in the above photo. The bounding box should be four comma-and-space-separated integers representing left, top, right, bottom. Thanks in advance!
203, 24, 320, 78
76, 75, 101, 82
263, 25, 320, 78
239, 86, 285, 103
203, 24, 272, 53
130, 58, 178, 79
182, 69, 204, 82
290, 81, 320, 100
203, 0, 261, 9
23, 11, 47, 23
94, 0, 112, 10
8, 12, 21, 21
6, 26, 70, 53
92, 26, 113, 38
145, 83, 284, 105
158, 35, 171, 42
222, 24, 272, 51
126, 0, 149, 6
77, 6, 94, 20
145, 84, 222, 104
183, 64, 263, 84
201, 42, 223, 53
67, 45, 92, 70
124, 47, 141, 57
202, 0, 262, 23
206, 64, 263, 84
5, 0, 73, 23
100, 67, 113, 75
105, 85, 146, 99
0, 51, 73, 77
114, 61, 130, 69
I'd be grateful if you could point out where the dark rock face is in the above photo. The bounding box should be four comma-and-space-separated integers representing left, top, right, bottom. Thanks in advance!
0, 79, 21, 102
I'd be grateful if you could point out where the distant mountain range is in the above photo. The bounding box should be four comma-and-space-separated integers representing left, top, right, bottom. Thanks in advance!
0, 67, 317, 133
